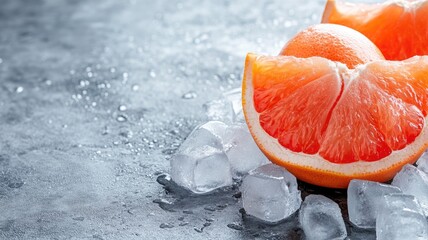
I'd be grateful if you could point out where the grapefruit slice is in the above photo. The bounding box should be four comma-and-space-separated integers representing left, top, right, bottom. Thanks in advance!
279, 24, 384, 69
242, 53, 428, 188
322, 0, 428, 60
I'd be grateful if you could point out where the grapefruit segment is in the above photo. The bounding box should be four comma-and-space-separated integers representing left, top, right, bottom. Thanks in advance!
243, 53, 428, 188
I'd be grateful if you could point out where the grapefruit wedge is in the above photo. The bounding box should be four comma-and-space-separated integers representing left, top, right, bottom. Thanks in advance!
322, 0, 428, 60
242, 53, 428, 188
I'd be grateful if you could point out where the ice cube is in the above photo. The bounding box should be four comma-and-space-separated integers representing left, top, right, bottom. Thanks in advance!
179, 121, 227, 151
170, 145, 232, 194
299, 195, 347, 240
376, 194, 428, 240
241, 164, 301, 223
416, 151, 428, 174
347, 179, 401, 228
223, 88, 243, 122
203, 99, 234, 123
379, 193, 425, 216
223, 124, 269, 175
391, 164, 428, 215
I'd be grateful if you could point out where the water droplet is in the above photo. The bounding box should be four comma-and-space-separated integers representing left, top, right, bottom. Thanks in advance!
123, 72, 129, 79
72, 217, 85, 221
87, 72, 93, 78
15, 86, 24, 93
149, 70, 156, 78
8, 181, 24, 189
119, 130, 133, 138
70, 69, 76, 75
181, 91, 197, 99
132, 85, 139, 91
117, 115, 127, 122
91, 102, 97, 107
0, 58, 3, 64
45, 80, 52, 86
227, 223, 243, 231
204, 206, 216, 212
113, 141, 120, 145
110, 67, 116, 73
118, 105, 127, 111
159, 223, 174, 229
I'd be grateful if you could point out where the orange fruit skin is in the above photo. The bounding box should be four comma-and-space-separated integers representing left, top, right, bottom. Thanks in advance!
279, 23, 385, 68
259, 142, 425, 189
242, 53, 428, 189
322, 0, 428, 60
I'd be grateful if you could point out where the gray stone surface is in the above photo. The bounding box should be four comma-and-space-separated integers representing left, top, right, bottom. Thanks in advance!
0, 0, 375, 239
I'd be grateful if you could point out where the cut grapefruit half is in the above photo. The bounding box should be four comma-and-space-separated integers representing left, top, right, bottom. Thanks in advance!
322, 0, 428, 60
242, 53, 428, 188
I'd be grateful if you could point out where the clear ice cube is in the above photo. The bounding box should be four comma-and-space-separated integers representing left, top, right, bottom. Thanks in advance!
417, 151, 428, 174
223, 123, 269, 175
379, 193, 425, 217
170, 145, 232, 194
391, 164, 428, 215
376, 194, 428, 240
299, 195, 347, 240
179, 121, 227, 151
347, 179, 401, 228
241, 164, 301, 223
203, 99, 234, 123
223, 88, 243, 122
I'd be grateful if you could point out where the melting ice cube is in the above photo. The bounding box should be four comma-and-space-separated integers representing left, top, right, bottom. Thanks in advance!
223, 124, 269, 175
376, 194, 428, 240
347, 179, 401, 228
179, 121, 227, 151
391, 164, 428, 215
299, 195, 347, 240
416, 151, 428, 174
203, 99, 234, 123
204, 88, 244, 123
223, 88, 244, 122
170, 145, 232, 194
241, 164, 301, 223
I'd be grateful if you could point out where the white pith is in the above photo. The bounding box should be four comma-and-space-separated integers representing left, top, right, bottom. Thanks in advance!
243, 54, 428, 175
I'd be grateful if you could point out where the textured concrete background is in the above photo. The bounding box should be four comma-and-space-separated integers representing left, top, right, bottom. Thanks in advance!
0, 0, 374, 239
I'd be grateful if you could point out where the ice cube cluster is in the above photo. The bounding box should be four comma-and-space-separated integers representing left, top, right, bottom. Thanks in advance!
170, 88, 268, 194
172, 88, 428, 237
347, 180, 401, 228
347, 160, 428, 240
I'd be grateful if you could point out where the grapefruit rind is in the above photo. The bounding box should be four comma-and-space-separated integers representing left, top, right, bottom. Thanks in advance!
322, 0, 428, 61
242, 53, 428, 188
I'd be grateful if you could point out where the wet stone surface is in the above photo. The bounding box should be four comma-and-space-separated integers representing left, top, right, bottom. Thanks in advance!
0, 0, 375, 239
